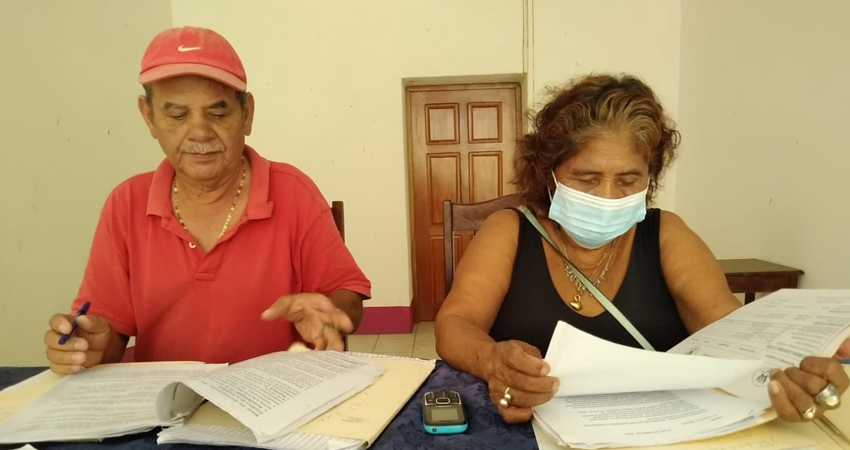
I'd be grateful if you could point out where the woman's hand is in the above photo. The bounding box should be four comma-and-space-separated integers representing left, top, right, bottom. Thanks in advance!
834, 338, 850, 361
768, 353, 848, 422
485, 340, 560, 423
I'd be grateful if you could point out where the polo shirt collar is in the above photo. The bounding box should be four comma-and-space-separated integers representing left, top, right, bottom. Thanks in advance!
146, 145, 274, 220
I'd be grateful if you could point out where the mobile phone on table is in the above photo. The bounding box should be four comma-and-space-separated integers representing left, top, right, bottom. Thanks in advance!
422, 390, 467, 434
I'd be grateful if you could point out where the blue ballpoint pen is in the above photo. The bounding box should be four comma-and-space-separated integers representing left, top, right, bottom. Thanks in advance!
58, 301, 91, 345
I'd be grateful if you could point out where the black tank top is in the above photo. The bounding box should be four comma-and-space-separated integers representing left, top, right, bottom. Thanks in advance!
489, 208, 689, 354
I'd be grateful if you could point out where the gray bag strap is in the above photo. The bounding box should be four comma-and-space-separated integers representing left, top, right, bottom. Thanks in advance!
516, 206, 655, 351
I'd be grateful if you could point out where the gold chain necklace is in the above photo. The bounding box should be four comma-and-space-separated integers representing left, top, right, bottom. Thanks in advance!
557, 231, 617, 311
172, 157, 247, 241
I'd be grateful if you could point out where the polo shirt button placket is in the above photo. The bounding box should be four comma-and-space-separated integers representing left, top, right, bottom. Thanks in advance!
188, 242, 197, 249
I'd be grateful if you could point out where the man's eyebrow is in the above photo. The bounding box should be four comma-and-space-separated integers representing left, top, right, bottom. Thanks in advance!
206, 100, 230, 109
162, 102, 186, 110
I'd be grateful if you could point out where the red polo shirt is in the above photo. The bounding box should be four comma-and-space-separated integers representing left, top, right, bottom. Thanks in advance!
70, 146, 371, 363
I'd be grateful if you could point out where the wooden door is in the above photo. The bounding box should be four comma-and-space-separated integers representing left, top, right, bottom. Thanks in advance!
407, 83, 522, 321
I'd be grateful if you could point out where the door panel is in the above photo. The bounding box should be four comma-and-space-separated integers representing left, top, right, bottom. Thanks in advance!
407, 83, 521, 321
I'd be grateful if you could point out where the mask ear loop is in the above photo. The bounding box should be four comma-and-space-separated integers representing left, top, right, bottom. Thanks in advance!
548, 171, 561, 229
548, 171, 558, 201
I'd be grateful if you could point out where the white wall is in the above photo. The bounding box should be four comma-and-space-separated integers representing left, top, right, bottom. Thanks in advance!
0, 0, 173, 365
676, 0, 850, 287
170, 0, 526, 307
532, 0, 682, 210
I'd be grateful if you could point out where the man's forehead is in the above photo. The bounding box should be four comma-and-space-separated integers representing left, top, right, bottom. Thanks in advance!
150, 82, 237, 106
150, 76, 237, 98
161, 99, 231, 110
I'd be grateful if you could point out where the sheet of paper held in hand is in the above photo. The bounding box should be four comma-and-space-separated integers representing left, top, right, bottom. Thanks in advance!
545, 322, 763, 397
536, 321, 767, 448
534, 289, 850, 448
0, 363, 220, 444
668, 289, 850, 404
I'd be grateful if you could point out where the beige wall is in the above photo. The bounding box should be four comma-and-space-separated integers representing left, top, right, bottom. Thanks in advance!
170, 0, 684, 309
3, 0, 845, 366
170, 0, 526, 308
676, 0, 850, 287
1, 0, 688, 365
532, 0, 682, 210
0, 0, 173, 365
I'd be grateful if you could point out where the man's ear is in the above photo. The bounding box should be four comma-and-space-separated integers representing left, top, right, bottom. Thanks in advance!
138, 96, 157, 139
242, 92, 255, 137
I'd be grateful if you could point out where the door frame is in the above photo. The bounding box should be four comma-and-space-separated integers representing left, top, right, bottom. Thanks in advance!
405, 82, 523, 322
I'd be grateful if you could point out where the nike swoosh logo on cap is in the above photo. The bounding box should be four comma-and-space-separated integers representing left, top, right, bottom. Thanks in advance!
177, 45, 202, 52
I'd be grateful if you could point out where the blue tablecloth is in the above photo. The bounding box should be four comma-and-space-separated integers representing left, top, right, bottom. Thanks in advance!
0, 361, 537, 450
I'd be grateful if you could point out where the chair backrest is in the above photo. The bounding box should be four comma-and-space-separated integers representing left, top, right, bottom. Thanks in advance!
443, 194, 522, 292
331, 200, 349, 350
332, 201, 345, 242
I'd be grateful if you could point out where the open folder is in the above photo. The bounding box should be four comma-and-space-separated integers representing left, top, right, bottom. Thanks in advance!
0, 350, 434, 449
157, 353, 435, 449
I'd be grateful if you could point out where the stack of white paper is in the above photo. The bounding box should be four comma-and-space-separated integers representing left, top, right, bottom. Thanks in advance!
534, 289, 850, 449
535, 322, 769, 449
532, 420, 822, 450
0, 363, 221, 444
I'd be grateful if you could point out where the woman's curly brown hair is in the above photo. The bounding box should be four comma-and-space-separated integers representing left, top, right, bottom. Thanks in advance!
515, 74, 680, 210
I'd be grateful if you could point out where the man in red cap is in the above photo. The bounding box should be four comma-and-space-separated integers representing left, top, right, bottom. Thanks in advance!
42, 27, 371, 373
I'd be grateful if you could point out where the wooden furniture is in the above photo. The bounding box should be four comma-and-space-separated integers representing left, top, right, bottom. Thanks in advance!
331, 201, 345, 241
719, 258, 804, 304
407, 83, 523, 321
443, 194, 522, 293
331, 201, 348, 350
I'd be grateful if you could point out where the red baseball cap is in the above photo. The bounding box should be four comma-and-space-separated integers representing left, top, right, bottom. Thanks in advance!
139, 27, 247, 91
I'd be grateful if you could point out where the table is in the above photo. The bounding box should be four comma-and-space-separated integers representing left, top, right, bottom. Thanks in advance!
0, 362, 536, 450
720, 258, 805, 304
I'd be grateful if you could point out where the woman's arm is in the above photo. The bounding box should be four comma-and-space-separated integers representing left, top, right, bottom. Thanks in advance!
436, 209, 518, 378
659, 210, 848, 421
658, 211, 741, 332
436, 209, 558, 423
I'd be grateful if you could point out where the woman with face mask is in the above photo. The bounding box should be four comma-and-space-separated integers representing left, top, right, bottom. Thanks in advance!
434, 74, 849, 425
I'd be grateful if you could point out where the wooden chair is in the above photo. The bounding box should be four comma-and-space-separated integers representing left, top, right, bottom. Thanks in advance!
443, 194, 522, 292
331, 201, 345, 242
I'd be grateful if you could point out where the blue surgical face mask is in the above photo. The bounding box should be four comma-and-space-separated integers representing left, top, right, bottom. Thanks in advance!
548, 172, 648, 249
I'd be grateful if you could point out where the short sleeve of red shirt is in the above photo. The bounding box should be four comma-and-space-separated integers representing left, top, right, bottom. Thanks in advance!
69, 147, 371, 363
280, 165, 372, 298
71, 178, 147, 337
